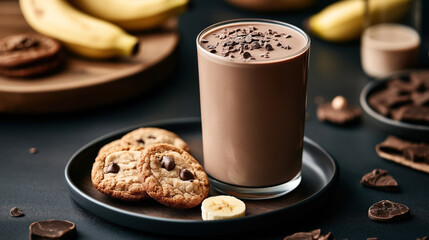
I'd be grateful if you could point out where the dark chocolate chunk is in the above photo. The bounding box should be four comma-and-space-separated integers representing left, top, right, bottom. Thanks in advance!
29, 220, 76, 240
265, 44, 273, 51
403, 145, 429, 163
161, 155, 175, 171
106, 162, 120, 173
243, 52, 251, 59
317, 102, 361, 125
285, 34, 292, 38
274, 34, 281, 37
148, 135, 156, 139
250, 41, 260, 49
394, 105, 429, 125
368, 200, 409, 222
411, 91, 429, 106
137, 138, 145, 144
10, 207, 24, 217
179, 169, 194, 181
360, 169, 398, 191
200, 39, 208, 43
209, 49, 217, 54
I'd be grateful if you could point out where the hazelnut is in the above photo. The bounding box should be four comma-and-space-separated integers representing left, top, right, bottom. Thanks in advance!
331, 95, 348, 110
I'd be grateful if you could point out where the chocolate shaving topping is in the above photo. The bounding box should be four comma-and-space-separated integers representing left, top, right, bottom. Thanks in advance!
283, 229, 333, 240
204, 26, 294, 61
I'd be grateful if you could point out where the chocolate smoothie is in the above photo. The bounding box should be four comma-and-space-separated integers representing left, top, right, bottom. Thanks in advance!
197, 19, 310, 190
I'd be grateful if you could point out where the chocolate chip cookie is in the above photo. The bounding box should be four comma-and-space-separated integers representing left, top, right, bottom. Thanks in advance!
91, 145, 148, 201
121, 127, 190, 151
138, 143, 209, 209
0, 33, 63, 77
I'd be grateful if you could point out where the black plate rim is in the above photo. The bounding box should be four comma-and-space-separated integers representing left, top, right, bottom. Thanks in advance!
359, 71, 429, 132
64, 117, 338, 229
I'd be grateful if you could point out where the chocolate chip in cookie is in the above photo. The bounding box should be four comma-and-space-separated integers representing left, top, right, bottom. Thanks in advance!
138, 143, 209, 209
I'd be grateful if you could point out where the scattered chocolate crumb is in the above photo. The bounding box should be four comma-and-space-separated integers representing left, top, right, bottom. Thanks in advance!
29, 147, 37, 154
285, 34, 292, 38
209, 49, 217, 54
10, 207, 24, 217
201, 39, 208, 43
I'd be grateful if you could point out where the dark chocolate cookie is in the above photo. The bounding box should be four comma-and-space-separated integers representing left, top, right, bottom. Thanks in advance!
0, 33, 63, 77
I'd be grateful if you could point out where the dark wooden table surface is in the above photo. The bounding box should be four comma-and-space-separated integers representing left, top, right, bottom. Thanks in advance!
1, 0, 428, 239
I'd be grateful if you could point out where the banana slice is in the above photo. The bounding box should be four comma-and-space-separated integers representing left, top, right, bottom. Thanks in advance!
201, 195, 246, 221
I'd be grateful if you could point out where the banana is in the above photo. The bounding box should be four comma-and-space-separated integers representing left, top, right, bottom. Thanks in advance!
69, 0, 189, 31
308, 0, 411, 42
201, 195, 246, 221
19, 0, 139, 59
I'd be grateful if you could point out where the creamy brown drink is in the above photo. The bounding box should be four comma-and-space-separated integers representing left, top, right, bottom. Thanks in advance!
361, 23, 420, 78
196, 19, 310, 198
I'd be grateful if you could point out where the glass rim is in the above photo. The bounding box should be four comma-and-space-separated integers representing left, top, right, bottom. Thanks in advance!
196, 18, 311, 64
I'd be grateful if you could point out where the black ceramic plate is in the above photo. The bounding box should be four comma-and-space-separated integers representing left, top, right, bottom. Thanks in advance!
65, 118, 338, 236
360, 71, 429, 140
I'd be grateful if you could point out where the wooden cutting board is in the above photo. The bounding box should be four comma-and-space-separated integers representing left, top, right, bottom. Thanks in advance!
0, 1, 179, 113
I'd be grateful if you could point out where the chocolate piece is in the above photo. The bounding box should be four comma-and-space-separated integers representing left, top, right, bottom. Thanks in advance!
360, 169, 398, 191
29, 220, 76, 240
376, 136, 429, 174
367, 71, 429, 125
29, 147, 37, 154
317, 97, 361, 125
411, 91, 429, 106
137, 138, 145, 144
10, 207, 24, 217
161, 155, 175, 171
106, 162, 120, 173
393, 105, 429, 125
201, 39, 208, 43
368, 200, 409, 222
283, 232, 312, 240
243, 52, 251, 59
283, 229, 333, 240
179, 169, 194, 181
265, 43, 273, 51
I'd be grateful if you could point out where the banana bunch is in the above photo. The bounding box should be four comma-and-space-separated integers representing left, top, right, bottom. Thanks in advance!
19, 0, 188, 59
69, 0, 189, 31
308, 0, 411, 42
201, 195, 246, 220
